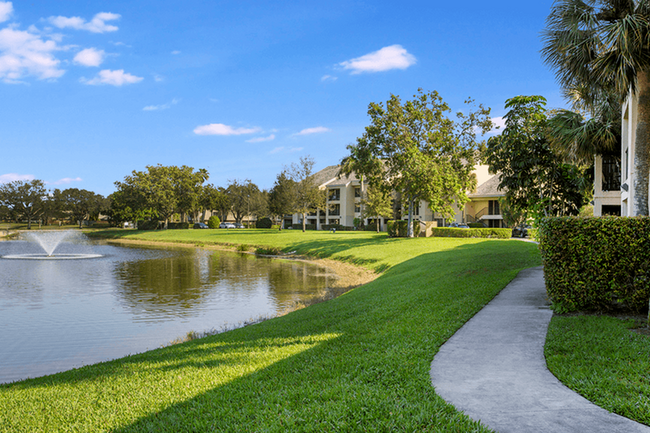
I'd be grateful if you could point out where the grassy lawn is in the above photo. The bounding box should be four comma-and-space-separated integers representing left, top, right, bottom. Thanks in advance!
545, 315, 650, 425
1, 230, 541, 432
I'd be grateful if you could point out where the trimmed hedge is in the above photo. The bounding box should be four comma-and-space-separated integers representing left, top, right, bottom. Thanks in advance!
291, 223, 316, 231
430, 227, 511, 239
207, 216, 220, 229
387, 220, 421, 237
168, 222, 190, 230
322, 224, 354, 231
136, 220, 159, 230
538, 217, 650, 313
256, 217, 273, 229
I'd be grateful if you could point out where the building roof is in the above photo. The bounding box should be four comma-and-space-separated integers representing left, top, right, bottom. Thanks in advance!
310, 165, 360, 188
469, 174, 505, 198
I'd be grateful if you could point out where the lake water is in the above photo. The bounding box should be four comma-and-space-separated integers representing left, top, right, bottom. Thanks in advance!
0, 236, 336, 384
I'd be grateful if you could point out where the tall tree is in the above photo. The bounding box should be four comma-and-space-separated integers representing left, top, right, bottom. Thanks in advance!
268, 170, 297, 226
360, 186, 393, 233
58, 188, 105, 228
541, 0, 650, 215
287, 156, 326, 232
227, 179, 263, 225
199, 184, 228, 223
343, 89, 492, 237
0, 180, 47, 229
485, 95, 588, 222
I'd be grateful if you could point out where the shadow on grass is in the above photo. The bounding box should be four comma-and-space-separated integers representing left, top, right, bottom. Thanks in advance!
1, 239, 540, 432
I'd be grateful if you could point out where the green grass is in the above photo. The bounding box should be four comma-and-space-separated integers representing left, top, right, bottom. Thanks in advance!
545, 315, 650, 425
0, 230, 542, 432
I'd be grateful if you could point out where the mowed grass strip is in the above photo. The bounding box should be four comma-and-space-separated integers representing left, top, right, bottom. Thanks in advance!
1, 232, 541, 432
545, 315, 650, 426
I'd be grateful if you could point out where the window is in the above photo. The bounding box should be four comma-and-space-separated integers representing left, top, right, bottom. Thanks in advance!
602, 156, 621, 191
601, 205, 621, 216
354, 187, 361, 198
328, 188, 340, 201
355, 203, 361, 213
329, 204, 340, 216
488, 200, 500, 215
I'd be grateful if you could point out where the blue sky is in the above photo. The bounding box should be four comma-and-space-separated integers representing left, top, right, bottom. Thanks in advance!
1, 1, 565, 196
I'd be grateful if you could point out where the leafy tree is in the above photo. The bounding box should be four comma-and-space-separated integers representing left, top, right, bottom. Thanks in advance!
213, 186, 232, 223
227, 179, 264, 226
200, 184, 228, 223
485, 95, 588, 223
287, 156, 326, 232
541, 0, 650, 214
113, 165, 208, 229
58, 188, 106, 228
361, 186, 393, 233
0, 179, 47, 229
268, 170, 297, 227
344, 89, 492, 237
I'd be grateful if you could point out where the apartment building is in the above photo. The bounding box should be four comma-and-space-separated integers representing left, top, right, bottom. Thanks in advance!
288, 164, 506, 230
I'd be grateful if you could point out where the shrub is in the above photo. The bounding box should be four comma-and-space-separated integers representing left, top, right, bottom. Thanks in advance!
137, 220, 159, 230
387, 220, 421, 237
291, 224, 316, 230
271, 225, 281, 230
255, 246, 283, 255
430, 227, 511, 239
256, 217, 273, 229
236, 244, 250, 252
168, 222, 190, 229
322, 224, 354, 231
467, 222, 485, 228
208, 216, 220, 229
538, 216, 650, 313
364, 222, 379, 231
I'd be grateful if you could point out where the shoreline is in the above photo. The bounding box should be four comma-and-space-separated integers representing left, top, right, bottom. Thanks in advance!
100, 237, 379, 293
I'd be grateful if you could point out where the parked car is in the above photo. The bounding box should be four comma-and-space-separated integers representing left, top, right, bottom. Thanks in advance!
219, 222, 236, 229
512, 224, 531, 238
448, 222, 470, 229
193, 222, 209, 229
234, 223, 245, 229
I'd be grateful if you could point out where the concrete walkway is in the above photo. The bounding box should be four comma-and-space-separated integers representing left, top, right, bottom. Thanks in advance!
430, 266, 650, 433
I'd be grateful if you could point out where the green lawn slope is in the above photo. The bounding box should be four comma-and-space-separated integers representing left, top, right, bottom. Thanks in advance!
1, 230, 541, 432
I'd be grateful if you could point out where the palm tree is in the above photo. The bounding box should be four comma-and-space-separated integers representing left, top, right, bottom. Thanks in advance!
546, 85, 621, 165
542, 0, 650, 215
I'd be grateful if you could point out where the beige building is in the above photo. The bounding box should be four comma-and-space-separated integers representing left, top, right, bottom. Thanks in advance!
288, 164, 507, 230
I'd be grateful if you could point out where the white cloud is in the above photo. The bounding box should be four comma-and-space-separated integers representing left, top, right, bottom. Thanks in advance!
48, 12, 120, 33
48, 177, 82, 185
0, 173, 34, 183
321, 74, 337, 82
486, 116, 505, 136
0, 27, 64, 82
143, 98, 179, 111
194, 123, 261, 136
294, 126, 330, 136
269, 146, 284, 154
82, 69, 143, 86
171, 50, 181, 55
289, 147, 303, 153
246, 134, 275, 143
153, 73, 164, 82
339, 44, 416, 74
73, 47, 105, 67
0, 2, 13, 23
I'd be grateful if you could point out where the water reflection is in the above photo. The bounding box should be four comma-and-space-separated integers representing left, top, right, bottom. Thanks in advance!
0, 239, 334, 384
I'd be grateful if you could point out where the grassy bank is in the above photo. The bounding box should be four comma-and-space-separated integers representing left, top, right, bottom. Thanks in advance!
1, 230, 541, 432
545, 315, 650, 425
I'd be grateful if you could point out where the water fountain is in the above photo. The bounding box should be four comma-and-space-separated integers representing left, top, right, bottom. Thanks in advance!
1, 230, 102, 260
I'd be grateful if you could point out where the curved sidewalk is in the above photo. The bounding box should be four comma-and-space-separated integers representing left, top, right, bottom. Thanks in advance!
430, 266, 650, 433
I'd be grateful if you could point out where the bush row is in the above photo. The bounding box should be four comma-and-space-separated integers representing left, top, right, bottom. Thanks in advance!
430, 227, 511, 239
538, 217, 650, 313
387, 220, 422, 237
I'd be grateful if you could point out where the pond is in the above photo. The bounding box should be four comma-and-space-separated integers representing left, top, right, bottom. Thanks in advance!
0, 235, 337, 384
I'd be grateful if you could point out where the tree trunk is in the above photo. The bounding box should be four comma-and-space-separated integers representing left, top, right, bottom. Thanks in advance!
406, 195, 414, 238
634, 70, 650, 216
302, 212, 306, 232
